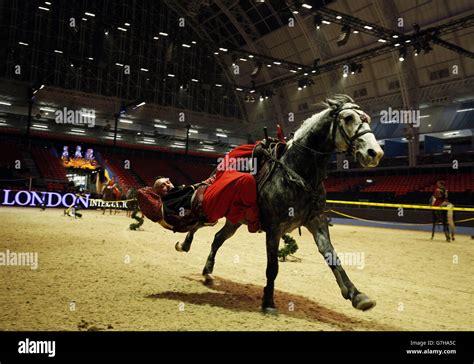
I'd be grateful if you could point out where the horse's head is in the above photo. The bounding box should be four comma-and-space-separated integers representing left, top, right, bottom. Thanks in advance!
326, 95, 383, 168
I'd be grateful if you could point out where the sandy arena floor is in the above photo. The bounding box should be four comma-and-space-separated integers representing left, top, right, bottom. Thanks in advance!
0, 207, 472, 331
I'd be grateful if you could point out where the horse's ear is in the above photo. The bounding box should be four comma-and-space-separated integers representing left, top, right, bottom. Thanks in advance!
325, 98, 338, 108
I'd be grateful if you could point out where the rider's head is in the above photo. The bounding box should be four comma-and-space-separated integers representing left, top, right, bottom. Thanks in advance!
437, 180, 445, 188
153, 176, 174, 197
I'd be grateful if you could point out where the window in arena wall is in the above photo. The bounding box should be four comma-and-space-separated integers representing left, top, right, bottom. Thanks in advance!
354, 88, 368, 98
388, 80, 400, 90
429, 68, 450, 81
298, 102, 308, 112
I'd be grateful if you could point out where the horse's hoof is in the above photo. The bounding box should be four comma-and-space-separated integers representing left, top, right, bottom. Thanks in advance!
203, 274, 215, 286
352, 293, 376, 311
175, 242, 184, 252
262, 307, 278, 315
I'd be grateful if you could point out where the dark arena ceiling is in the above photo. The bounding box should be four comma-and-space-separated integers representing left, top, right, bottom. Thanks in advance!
0, 0, 473, 154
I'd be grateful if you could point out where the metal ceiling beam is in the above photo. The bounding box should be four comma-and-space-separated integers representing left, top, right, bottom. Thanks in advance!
431, 37, 474, 58
248, 13, 474, 90
316, 8, 474, 57
176, 5, 472, 94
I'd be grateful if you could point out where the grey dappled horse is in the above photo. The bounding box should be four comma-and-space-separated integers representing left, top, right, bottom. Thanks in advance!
177, 95, 384, 314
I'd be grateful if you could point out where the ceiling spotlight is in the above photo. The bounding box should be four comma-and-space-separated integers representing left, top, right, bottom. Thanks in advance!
245, 95, 255, 103
349, 63, 363, 74
314, 15, 322, 30
133, 101, 146, 109
297, 78, 313, 90
413, 23, 421, 34
251, 61, 262, 78
336, 25, 351, 47
422, 41, 433, 54
260, 90, 275, 99
399, 47, 406, 62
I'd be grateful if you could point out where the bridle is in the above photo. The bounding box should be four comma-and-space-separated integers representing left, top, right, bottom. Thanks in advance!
292, 105, 373, 157
262, 104, 374, 206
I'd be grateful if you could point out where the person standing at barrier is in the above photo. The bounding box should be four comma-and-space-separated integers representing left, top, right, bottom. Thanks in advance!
430, 180, 451, 242
432, 180, 448, 206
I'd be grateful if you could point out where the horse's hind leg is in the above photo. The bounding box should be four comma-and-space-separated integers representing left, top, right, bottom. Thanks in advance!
437, 210, 449, 242
202, 220, 241, 285
443, 224, 450, 242
306, 214, 376, 311
431, 212, 439, 240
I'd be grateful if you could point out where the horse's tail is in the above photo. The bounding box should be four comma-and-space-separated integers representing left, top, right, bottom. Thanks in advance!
95, 168, 109, 196
95, 173, 104, 195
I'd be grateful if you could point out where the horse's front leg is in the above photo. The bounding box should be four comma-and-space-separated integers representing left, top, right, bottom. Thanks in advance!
261, 230, 281, 315
175, 226, 199, 252
305, 214, 376, 311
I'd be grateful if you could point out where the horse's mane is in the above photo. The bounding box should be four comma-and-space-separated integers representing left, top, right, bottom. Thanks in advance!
293, 94, 355, 141
320, 94, 355, 108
